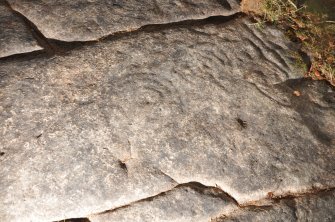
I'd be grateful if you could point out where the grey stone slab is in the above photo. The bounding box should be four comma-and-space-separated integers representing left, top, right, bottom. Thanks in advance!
7, 0, 240, 41
0, 17, 334, 221
0, 0, 42, 58
90, 184, 237, 222
294, 190, 335, 221
215, 189, 335, 222
2, 153, 176, 222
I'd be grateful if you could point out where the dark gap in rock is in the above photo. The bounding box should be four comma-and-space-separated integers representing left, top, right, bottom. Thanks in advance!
236, 118, 248, 129
49, 40, 91, 52
54, 218, 91, 222
138, 13, 243, 34
240, 205, 274, 211
0, 50, 51, 63
0, 12, 243, 59
47, 13, 244, 51
41, 13, 244, 50
118, 159, 128, 171
176, 181, 240, 205
97, 181, 240, 216
298, 49, 312, 71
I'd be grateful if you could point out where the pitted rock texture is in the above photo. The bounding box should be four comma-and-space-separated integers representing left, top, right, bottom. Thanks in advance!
6, 0, 240, 41
0, 0, 41, 57
0, 16, 335, 222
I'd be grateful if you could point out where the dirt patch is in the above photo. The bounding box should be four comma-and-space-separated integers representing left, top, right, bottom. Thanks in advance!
241, 0, 263, 13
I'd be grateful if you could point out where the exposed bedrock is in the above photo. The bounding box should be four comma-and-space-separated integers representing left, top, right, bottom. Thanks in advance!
0, 16, 334, 222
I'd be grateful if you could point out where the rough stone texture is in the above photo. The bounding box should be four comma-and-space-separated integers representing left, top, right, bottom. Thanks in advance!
6, 0, 240, 41
90, 184, 237, 222
214, 189, 335, 222
0, 17, 334, 222
91, 189, 335, 222
0, 0, 42, 58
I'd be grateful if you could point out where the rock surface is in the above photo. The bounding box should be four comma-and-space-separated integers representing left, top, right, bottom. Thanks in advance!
215, 189, 335, 222
90, 188, 335, 222
6, 0, 240, 41
90, 183, 237, 222
0, 0, 42, 58
0, 7, 334, 222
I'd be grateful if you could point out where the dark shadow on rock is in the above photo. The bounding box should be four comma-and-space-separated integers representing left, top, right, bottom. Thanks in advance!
54, 218, 91, 222
276, 78, 335, 146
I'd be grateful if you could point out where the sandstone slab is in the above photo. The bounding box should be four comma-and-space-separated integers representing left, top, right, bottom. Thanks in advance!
0, 17, 334, 221
0, 0, 42, 58
7, 0, 240, 41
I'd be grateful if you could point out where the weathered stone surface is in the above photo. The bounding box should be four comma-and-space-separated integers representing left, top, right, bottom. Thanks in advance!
215, 189, 335, 221
0, 0, 42, 58
90, 184, 237, 222
2, 156, 176, 222
6, 0, 240, 41
0, 17, 334, 222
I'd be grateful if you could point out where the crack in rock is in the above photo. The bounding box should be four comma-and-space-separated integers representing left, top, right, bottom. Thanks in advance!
53, 186, 335, 222
0, 0, 42, 58
88, 182, 238, 222
3, 0, 55, 54
0, 11, 334, 222
0, 13, 243, 61
214, 188, 335, 222
6, 0, 241, 41
54, 218, 91, 222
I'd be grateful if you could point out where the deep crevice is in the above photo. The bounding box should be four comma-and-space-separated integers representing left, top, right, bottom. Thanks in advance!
54, 218, 91, 222
0, 49, 50, 63
99, 13, 243, 42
